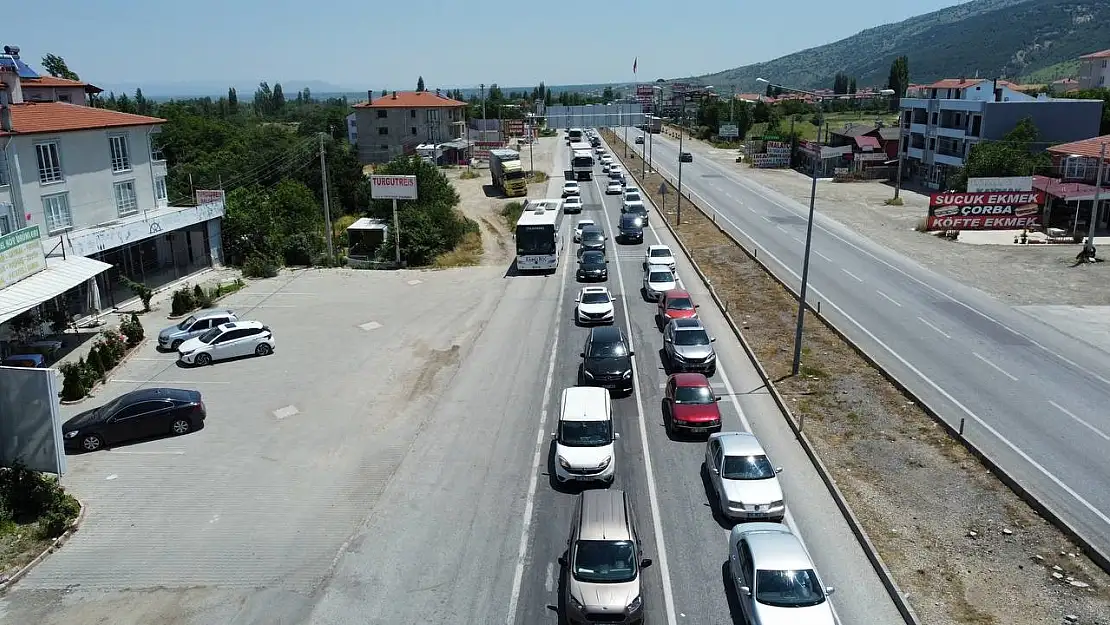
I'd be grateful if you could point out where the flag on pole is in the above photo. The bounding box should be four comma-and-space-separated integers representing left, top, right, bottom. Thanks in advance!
633, 58, 638, 74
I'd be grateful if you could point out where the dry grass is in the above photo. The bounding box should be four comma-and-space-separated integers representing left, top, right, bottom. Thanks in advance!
603, 129, 1110, 625
0, 520, 54, 580
432, 230, 483, 268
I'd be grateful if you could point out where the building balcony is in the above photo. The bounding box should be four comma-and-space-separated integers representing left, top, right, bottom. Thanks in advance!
906, 147, 924, 160
910, 123, 927, 135
936, 126, 965, 138
934, 152, 966, 167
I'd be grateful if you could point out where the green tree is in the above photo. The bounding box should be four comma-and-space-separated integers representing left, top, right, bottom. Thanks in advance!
302, 87, 311, 102
134, 88, 150, 115
950, 117, 1050, 191
886, 56, 910, 109
370, 156, 466, 265
254, 82, 273, 115
40, 53, 79, 80
602, 86, 614, 101
848, 78, 857, 94
416, 76, 426, 92
228, 87, 239, 113
272, 83, 285, 111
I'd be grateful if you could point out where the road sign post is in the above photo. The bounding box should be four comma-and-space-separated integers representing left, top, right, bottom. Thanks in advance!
370, 175, 419, 265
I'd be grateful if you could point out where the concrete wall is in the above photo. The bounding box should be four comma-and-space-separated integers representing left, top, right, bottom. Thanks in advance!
1079, 58, 1110, 90
353, 106, 465, 164
19, 85, 87, 105
981, 100, 1104, 144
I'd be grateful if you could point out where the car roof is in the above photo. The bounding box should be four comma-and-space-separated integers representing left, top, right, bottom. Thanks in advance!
577, 218, 594, 224
561, 386, 611, 422
712, 431, 767, 457
671, 372, 711, 387
578, 489, 633, 541
589, 325, 624, 343
664, 289, 691, 298
217, 320, 265, 331
647, 268, 673, 277
648, 244, 671, 252
669, 318, 704, 330
735, 525, 814, 571
193, 309, 235, 319
120, 387, 200, 402
581, 286, 610, 295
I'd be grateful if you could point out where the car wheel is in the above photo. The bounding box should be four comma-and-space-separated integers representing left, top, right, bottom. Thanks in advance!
195, 352, 212, 366
170, 339, 183, 350
81, 433, 104, 452
170, 417, 192, 436
255, 343, 273, 356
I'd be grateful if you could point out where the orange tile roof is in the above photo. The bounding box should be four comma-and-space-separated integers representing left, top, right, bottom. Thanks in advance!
926, 78, 985, 89
1046, 134, 1110, 158
1080, 49, 1110, 60
20, 75, 103, 93
354, 90, 467, 109
1, 102, 165, 136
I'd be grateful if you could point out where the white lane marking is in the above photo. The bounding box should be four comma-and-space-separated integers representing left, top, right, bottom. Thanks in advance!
875, 290, 902, 307
791, 236, 803, 245
760, 214, 772, 223
544, 562, 555, 592
210, 514, 220, 524
107, 450, 185, 456
359, 321, 383, 331
813, 250, 832, 262
273, 405, 300, 420
504, 190, 573, 625
841, 269, 864, 282
918, 317, 951, 339
973, 352, 1018, 381
109, 379, 231, 385
776, 225, 790, 235
1048, 400, 1110, 442
592, 172, 679, 625
105, 474, 118, 480
407, 279, 423, 286
631, 144, 1110, 531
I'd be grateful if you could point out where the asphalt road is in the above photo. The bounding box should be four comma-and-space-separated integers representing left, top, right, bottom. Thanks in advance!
624, 128, 1110, 565
510, 141, 903, 625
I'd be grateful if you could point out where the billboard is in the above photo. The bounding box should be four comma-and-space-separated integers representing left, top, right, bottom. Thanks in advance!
0, 225, 47, 290
502, 119, 525, 137
927, 191, 1044, 231
544, 105, 646, 129
967, 176, 1034, 193
370, 175, 418, 200
719, 124, 739, 139
0, 366, 66, 474
196, 189, 226, 207
472, 140, 504, 160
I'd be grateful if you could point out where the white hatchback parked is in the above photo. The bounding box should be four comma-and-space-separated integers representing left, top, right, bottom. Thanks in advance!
178, 320, 276, 366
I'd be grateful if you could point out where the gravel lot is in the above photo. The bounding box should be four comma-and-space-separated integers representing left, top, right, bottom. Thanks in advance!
604, 130, 1110, 625
694, 146, 1110, 306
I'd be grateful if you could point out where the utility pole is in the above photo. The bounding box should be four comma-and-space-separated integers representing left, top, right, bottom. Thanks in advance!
1083, 142, 1106, 260
730, 85, 735, 122
791, 127, 821, 376
319, 132, 335, 264
894, 104, 906, 200
480, 83, 486, 121
623, 100, 629, 157
676, 109, 684, 226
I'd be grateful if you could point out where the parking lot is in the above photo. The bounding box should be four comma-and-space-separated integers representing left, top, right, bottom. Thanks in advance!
2, 265, 523, 625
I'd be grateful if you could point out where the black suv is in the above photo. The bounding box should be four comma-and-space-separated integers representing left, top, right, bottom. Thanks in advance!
579, 326, 635, 394
680, 151, 693, 163
578, 227, 607, 254
577, 250, 609, 282
619, 213, 644, 244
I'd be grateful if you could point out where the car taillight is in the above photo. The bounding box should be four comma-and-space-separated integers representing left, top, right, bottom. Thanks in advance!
194, 402, 205, 414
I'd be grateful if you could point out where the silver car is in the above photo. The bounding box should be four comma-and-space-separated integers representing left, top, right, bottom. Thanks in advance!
727, 523, 835, 625
158, 309, 236, 351
642, 267, 676, 301
705, 432, 785, 521
663, 318, 717, 375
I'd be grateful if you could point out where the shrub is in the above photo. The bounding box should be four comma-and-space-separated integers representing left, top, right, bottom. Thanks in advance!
78, 355, 99, 391
85, 345, 105, 378
459, 169, 480, 180
119, 276, 154, 312
243, 254, 280, 278
0, 463, 80, 538
171, 288, 196, 317
121, 313, 145, 347
59, 360, 89, 401
283, 232, 323, 266
98, 329, 127, 366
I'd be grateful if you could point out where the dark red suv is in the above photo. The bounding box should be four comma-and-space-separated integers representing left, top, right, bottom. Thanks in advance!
662, 373, 722, 435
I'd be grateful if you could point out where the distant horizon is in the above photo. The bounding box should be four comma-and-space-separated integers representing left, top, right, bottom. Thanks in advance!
101, 81, 640, 101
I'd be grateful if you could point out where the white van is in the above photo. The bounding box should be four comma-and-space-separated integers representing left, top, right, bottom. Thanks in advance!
553, 387, 618, 484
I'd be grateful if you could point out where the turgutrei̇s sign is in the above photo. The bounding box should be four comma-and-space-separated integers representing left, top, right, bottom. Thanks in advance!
926, 191, 1044, 231
0, 225, 47, 291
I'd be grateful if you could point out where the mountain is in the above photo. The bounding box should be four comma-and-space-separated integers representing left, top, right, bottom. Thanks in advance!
692, 0, 1110, 91
96, 80, 357, 99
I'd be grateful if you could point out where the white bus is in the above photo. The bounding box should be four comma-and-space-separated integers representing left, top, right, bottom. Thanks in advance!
567, 128, 585, 144
515, 199, 566, 272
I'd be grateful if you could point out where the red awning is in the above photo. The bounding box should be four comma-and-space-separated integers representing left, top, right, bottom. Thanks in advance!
854, 135, 881, 150
1033, 175, 1102, 201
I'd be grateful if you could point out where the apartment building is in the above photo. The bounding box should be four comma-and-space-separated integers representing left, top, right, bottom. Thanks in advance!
1, 52, 224, 343
1078, 49, 1110, 90
352, 90, 467, 164
897, 78, 1103, 188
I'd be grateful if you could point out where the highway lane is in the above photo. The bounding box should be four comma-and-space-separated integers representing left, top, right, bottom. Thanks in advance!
511, 148, 904, 625
625, 128, 1110, 561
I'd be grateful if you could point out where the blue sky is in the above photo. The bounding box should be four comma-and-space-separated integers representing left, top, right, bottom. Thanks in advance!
15, 0, 965, 93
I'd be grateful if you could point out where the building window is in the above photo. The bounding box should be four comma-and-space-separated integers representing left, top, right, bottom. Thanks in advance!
0, 149, 8, 186
150, 134, 165, 161
378, 127, 389, 136
379, 144, 388, 150
428, 109, 441, 122
109, 135, 132, 172
114, 180, 139, 216
42, 193, 72, 234
411, 127, 417, 135
1064, 156, 1091, 180
0, 203, 18, 235
377, 110, 387, 119
155, 176, 168, 205
410, 110, 416, 118
36, 141, 63, 183
58, 93, 71, 103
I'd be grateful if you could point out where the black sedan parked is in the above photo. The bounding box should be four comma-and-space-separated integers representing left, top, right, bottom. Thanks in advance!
63, 388, 206, 453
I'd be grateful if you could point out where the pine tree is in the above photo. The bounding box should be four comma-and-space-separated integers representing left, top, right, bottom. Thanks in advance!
272, 83, 285, 110
417, 76, 426, 92
228, 87, 239, 113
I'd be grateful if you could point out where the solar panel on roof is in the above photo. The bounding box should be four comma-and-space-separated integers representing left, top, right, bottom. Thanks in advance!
0, 54, 39, 78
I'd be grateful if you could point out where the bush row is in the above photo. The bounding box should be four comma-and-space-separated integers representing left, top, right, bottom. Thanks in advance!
0, 463, 81, 540
58, 315, 144, 402
170, 279, 246, 317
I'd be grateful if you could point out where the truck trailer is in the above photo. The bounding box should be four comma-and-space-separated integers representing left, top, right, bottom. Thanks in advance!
490, 149, 528, 197
569, 141, 594, 181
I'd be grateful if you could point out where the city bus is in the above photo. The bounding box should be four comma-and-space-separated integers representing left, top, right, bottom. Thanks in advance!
567, 128, 584, 144
515, 199, 566, 272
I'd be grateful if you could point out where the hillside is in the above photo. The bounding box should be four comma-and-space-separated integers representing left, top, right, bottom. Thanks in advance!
694, 0, 1110, 91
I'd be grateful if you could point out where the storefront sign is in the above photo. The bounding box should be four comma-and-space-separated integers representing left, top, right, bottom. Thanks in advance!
927, 191, 1044, 231
370, 175, 418, 200
0, 225, 47, 290
195, 189, 226, 207
967, 176, 1033, 193
719, 124, 739, 139
66, 203, 225, 257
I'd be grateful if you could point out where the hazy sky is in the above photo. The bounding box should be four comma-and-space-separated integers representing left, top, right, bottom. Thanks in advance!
13, 0, 967, 90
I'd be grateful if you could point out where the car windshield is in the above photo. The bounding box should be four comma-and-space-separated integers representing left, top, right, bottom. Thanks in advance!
650, 249, 671, 258
589, 340, 628, 358
177, 316, 197, 330
581, 292, 610, 304
626, 194, 641, 201
722, 454, 776, 480
197, 328, 221, 344
649, 271, 673, 283
674, 385, 714, 404
667, 297, 694, 310
573, 540, 638, 583
565, 183, 577, 190
674, 329, 710, 346
559, 420, 612, 447
582, 231, 604, 243
580, 252, 605, 265
577, 222, 594, 230
755, 569, 826, 608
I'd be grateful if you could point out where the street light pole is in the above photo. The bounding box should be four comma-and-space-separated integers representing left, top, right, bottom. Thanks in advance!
676, 109, 684, 225
1083, 142, 1106, 260
894, 107, 906, 200
791, 134, 820, 375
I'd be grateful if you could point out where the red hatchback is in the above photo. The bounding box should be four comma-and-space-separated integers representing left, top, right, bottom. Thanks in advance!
657, 289, 698, 327
662, 373, 722, 435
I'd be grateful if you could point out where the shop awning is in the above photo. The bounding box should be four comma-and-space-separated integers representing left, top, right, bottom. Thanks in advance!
0, 255, 112, 325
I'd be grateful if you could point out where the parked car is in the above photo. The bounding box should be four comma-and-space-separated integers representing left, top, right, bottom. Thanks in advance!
642, 267, 676, 301
577, 250, 609, 282
707, 433, 785, 521
575, 286, 615, 325
657, 289, 698, 326
158, 309, 237, 351
663, 373, 722, 435
178, 320, 275, 366
564, 196, 584, 213
680, 151, 693, 162
644, 245, 676, 271
727, 523, 833, 625
63, 387, 206, 453
574, 219, 596, 242
663, 318, 717, 375
579, 326, 635, 394
562, 181, 581, 198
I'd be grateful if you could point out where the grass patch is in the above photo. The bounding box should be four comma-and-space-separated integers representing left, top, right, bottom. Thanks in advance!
0, 465, 81, 579
749, 112, 898, 141
459, 169, 480, 180
501, 201, 525, 230
433, 230, 483, 268
885, 196, 905, 206
528, 171, 548, 184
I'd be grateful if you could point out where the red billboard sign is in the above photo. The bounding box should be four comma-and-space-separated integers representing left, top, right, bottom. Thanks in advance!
926, 191, 1044, 231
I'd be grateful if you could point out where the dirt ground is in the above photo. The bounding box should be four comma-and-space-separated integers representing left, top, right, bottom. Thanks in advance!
689, 144, 1110, 306
443, 137, 559, 267
604, 129, 1110, 625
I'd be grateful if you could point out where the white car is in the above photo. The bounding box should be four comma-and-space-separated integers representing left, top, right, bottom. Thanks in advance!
705, 432, 785, 521
574, 218, 596, 242
644, 244, 676, 272
178, 320, 275, 366
600, 155, 612, 165
602, 162, 612, 173
643, 267, 677, 301
728, 523, 835, 625
562, 181, 581, 197
575, 286, 615, 325
609, 165, 623, 176
564, 196, 584, 213
623, 188, 641, 201
605, 180, 623, 194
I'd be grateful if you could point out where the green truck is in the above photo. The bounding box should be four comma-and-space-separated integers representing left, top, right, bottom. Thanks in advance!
490, 149, 528, 197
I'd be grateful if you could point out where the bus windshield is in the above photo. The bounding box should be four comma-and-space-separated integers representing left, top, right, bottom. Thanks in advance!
572, 155, 594, 167
517, 225, 556, 255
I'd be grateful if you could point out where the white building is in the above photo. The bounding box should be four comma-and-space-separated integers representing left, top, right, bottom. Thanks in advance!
1, 49, 224, 352
1078, 49, 1110, 90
